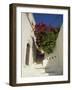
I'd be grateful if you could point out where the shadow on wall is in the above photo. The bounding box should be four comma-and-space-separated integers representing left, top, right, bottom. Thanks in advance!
45, 55, 63, 75
32, 37, 45, 64
45, 26, 63, 75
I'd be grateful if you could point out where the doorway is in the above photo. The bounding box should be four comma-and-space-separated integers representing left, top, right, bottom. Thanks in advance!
25, 43, 30, 65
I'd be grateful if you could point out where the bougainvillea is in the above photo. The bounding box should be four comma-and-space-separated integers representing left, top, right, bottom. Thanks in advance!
34, 23, 60, 54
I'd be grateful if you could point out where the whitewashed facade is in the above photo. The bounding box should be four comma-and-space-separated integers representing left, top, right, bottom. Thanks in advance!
45, 25, 63, 75
21, 13, 36, 67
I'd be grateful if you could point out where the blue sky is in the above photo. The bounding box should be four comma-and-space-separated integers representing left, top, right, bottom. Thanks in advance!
33, 13, 63, 28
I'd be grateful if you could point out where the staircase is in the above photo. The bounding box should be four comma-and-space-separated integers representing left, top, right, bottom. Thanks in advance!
22, 63, 48, 77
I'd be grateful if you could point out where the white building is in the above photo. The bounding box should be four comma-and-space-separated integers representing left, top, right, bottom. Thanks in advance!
45, 25, 63, 75
21, 13, 46, 77
21, 13, 36, 68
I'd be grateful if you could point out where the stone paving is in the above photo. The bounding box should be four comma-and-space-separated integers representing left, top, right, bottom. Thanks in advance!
22, 63, 48, 77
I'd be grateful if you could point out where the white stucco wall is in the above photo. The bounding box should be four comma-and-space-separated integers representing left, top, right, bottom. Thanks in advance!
55, 25, 63, 74
21, 13, 36, 68
45, 25, 63, 75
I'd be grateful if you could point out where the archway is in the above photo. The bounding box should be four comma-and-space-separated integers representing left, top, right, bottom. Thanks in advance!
25, 43, 30, 65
